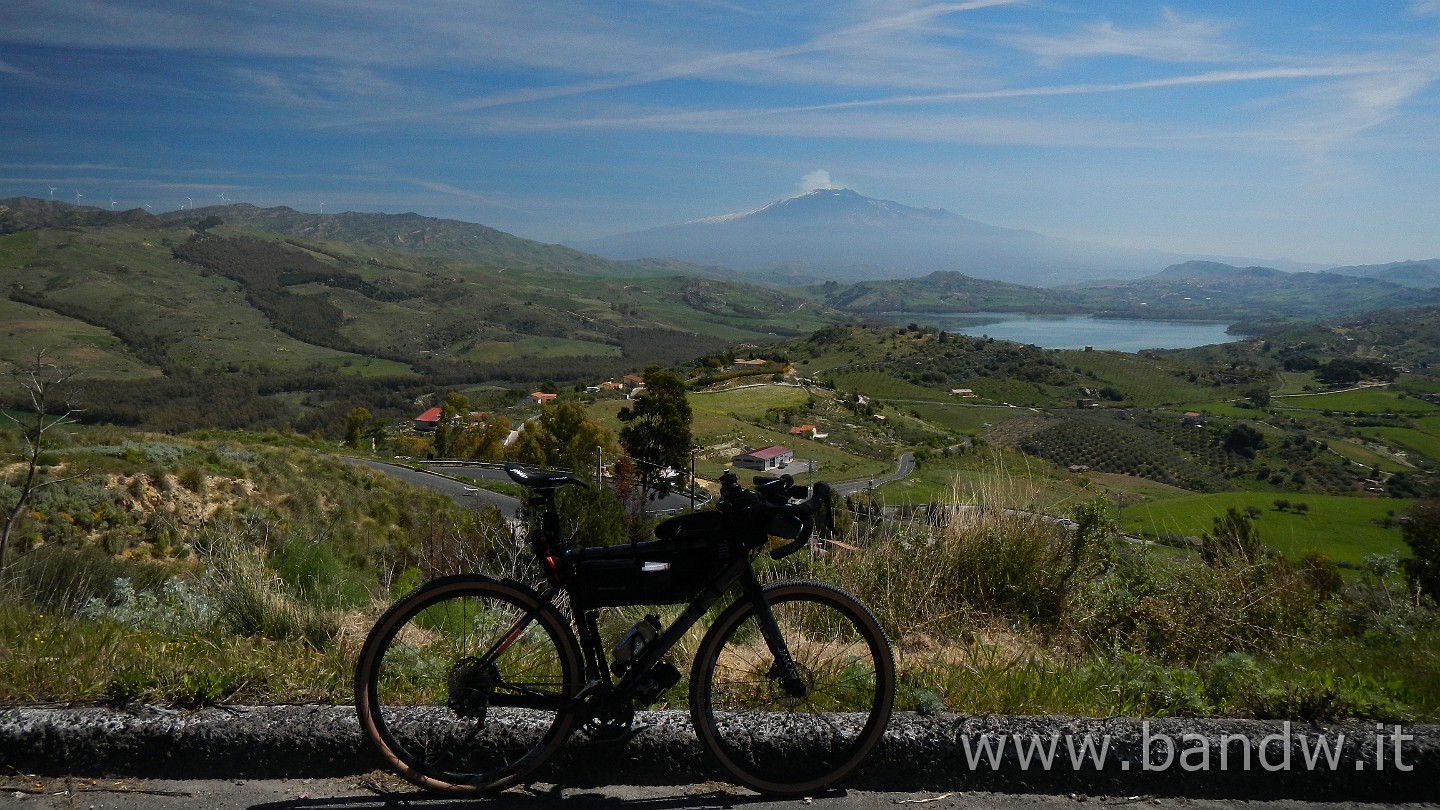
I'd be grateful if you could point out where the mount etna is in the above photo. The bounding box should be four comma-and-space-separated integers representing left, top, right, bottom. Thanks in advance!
569, 188, 1322, 287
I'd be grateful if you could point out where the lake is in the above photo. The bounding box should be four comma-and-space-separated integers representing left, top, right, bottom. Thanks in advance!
885, 313, 1242, 352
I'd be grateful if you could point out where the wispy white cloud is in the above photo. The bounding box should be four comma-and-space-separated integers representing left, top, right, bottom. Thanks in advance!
327, 0, 1027, 127
0, 57, 36, 78
1012, 8, 1235, 65
1413, 1, 1440, 16
404, 177, 533, 214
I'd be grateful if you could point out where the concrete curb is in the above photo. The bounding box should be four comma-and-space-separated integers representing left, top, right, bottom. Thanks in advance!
1, 706, 1435, 801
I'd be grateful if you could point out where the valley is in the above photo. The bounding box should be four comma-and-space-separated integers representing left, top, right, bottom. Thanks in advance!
2, 197, 1439, 722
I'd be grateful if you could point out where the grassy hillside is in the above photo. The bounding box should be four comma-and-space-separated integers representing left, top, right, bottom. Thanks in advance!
0, 205, 842, 433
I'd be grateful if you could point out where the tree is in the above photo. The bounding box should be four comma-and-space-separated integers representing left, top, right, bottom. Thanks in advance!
617, 366, 693, 496
1400, 500, 1440, 605
2, 351, 82, 570
511, 401, 618, 477
470, 415, 512, 462
1223, 424, 1266, 459
343, 406, 373, 448
433, 391, 471, 459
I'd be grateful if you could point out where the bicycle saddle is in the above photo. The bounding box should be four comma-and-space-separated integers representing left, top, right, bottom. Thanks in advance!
505, 463, 589, 490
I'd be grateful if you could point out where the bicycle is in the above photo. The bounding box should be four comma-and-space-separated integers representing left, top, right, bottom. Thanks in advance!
354, 463, 895, 796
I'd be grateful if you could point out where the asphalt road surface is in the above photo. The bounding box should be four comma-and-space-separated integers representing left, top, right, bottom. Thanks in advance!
831, 453, 916, 496
346, 454, 920, 514
6, 776, 1425, 810
343, 458, 520, 513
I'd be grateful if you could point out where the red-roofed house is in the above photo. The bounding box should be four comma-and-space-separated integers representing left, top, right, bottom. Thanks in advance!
732, 445, 794, 471
529, 392, 558, 406
413, 407, 443, 432
789, 424, 817, 438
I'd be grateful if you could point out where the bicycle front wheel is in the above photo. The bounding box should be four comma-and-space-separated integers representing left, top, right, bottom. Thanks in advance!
354, 574, 582, 794
690, 580, 895, 796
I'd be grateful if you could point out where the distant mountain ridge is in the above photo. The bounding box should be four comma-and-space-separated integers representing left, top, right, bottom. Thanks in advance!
1326, 259, 1440, 289
159, 203, 720, 278
568, 188, 1314, 287
0, 197, 728, 280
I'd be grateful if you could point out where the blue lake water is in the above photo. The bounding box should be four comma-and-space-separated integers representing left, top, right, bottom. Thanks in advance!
886, 313, 1241, 352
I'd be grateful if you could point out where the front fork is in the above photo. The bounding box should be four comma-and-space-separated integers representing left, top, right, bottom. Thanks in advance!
737, 567, 808, 700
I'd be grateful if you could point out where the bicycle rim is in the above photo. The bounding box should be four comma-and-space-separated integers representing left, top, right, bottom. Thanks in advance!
355, 575, 581, 794
690, 580, 895, 795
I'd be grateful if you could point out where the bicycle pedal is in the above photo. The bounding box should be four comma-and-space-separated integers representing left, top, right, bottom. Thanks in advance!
581, 719, 651, 745
579, 712, 637, 742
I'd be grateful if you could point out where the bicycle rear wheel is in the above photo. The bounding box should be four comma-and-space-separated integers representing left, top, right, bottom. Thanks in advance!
355, 574, 582, 794
689, 580, 895, 796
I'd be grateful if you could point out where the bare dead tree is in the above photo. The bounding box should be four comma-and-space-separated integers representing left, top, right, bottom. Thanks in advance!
1, 349, 83, 570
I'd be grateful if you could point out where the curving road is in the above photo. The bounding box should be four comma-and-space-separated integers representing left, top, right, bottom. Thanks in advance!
832, 452, 915, 496
347, 454, 918, 512
343, 458, 519, 513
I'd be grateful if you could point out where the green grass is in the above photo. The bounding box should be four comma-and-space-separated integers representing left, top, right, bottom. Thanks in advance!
1326, 438, 1416, 473
1275, 370, 1319, 393
905, 402, 1031, 434
876, 450, 1087, 508
1122, 492, 1412, 565
1358, 423, 1440, 464
690, 384, 811, 419
1167, 401, 1264, 419
0, 298, 160, 378
1056, 349, 1223, 406
825, 369, 950, 402
1275, 388, 1440, 415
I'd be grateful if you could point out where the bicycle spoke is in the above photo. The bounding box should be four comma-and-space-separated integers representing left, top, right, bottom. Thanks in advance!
355, 577, 581, 794
691, 582, 894, 796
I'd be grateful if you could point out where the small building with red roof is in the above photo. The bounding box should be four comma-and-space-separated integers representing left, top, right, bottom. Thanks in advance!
732, 445, 794, 471
413, 407, 443, 432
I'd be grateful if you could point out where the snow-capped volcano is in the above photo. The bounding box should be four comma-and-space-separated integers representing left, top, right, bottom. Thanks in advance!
569, 188, 1181, 286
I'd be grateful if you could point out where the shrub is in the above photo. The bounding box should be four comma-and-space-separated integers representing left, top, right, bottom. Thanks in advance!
1072, 549, 1326, 663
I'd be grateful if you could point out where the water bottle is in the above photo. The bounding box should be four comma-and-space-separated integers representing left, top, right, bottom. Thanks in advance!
611, 615, 660, 674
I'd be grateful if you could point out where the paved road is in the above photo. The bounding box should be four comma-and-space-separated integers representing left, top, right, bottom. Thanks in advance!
348, 454, 919, 514
5, 776, 1421, 810
343, 458, 519, 513
832, 453, 916, 496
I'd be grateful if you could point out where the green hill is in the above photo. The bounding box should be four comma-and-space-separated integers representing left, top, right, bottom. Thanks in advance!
0, 199, 838, 431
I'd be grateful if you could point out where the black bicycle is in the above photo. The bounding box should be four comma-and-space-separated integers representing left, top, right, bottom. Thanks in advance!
354, 463, 895, 796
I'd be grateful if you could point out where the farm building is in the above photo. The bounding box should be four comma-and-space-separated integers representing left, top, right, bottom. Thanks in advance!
412, 407, 443, 432
732, 445, 794, 471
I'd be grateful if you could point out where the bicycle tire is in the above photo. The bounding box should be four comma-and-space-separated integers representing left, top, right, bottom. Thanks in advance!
689, 580, 895, 795
354, 574, 583, 794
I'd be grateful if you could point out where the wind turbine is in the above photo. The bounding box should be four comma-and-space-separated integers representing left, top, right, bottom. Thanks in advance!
185, 196, 193, 210
74, 190, 83, 205
47, 185, 57, 199
319, 202, 325, 213
218, 192, 229, 204
109, 198, 118, 211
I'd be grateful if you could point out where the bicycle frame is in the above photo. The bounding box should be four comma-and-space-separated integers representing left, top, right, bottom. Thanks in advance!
483, 484, 806, 722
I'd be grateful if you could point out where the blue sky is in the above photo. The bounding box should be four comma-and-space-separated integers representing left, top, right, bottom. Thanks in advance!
2, 1, 1438, 266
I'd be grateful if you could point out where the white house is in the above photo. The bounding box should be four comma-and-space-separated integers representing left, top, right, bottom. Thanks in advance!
732, 445, 795, 471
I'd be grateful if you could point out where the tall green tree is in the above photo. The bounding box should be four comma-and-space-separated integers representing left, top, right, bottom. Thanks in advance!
617, 366, 692, 495
433, 391, 471, 459
511, 401, 618, 477
343, 406, 373, 448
